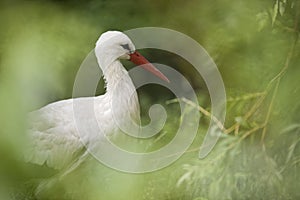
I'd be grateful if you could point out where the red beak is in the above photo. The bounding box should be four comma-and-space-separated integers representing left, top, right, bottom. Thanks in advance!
129, 51, 170, 83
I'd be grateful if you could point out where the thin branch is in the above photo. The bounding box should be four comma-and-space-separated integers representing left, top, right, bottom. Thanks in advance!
228, 124, 265, 150
164, 8, 299, 150
261, 78, 280, 143
167, 97, 227, 133
260, 6, 299, 142
227, 92, 265, 102
243, 92, 267, 121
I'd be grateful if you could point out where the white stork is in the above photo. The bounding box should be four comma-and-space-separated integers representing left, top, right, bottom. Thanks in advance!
24, 31, 169, 195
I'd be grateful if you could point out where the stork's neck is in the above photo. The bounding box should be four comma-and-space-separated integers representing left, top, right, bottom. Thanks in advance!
103, 60, 134, 95
102, 60, 140, 122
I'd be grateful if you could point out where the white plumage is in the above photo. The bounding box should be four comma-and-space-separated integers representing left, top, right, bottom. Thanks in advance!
23, 31, 168, 191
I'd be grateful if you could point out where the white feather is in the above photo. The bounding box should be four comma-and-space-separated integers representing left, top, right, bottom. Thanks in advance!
24, 31, 140, 176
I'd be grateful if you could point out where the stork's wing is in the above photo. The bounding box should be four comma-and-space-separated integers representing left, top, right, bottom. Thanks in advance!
24, 99, 86, 170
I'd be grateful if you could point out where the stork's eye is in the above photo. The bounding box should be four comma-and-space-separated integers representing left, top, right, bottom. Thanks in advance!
121, 44, 130, 51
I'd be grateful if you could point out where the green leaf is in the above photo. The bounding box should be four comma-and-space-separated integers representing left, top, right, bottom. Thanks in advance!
256, 11, 269, 31
279, 1, 286, 16
272, 0, 279, 26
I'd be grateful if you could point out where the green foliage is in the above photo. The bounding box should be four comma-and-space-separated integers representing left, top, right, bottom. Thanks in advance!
0, 0, 299, 199
175, 136, 283, 200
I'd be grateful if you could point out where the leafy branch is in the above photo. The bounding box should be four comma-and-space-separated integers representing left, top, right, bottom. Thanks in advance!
167, 1, 299, 153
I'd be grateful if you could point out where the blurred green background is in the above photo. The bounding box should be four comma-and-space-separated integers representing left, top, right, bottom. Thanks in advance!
0, 0, 299, 199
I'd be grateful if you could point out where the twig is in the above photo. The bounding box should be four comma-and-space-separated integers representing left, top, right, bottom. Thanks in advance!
243, 92, 267, 121
228, 124, 265, 150
227, 92, 265, 102
261, 78, 280, 143
164, 6, 299, 151
260, 5, 299, 143
167, 97, 226, 133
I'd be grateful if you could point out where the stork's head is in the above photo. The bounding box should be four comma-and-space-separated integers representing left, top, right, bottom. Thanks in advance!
96, 31, 135, 60
95, 31, 169, 82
